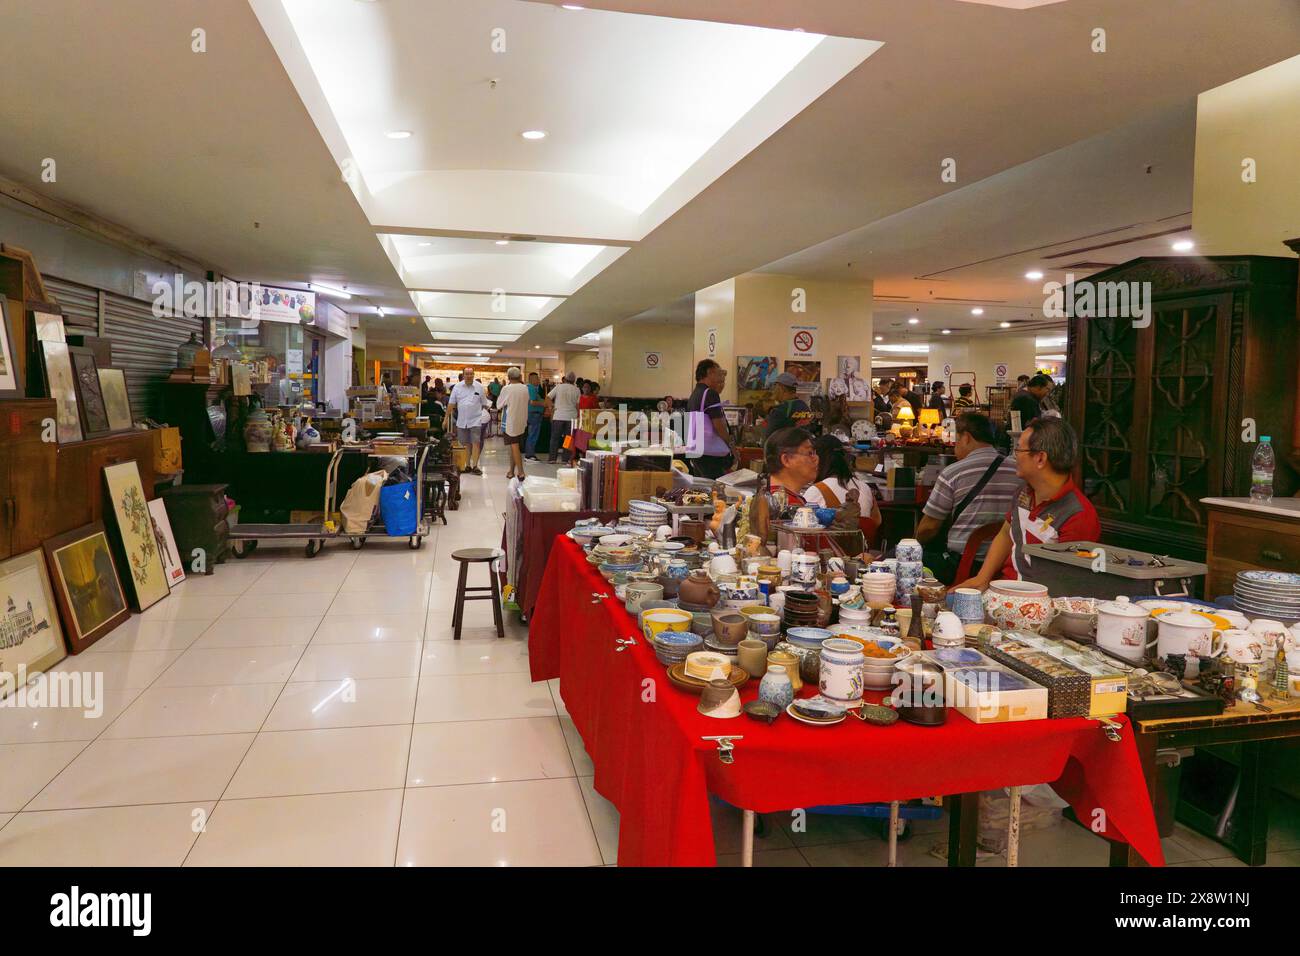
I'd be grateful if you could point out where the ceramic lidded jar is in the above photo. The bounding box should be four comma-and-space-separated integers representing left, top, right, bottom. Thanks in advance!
243, 406, 273, 453
678, 569, 721, 609
818, 638, 865, 709
983, 580, 1054, 634
759, 665, 796, 710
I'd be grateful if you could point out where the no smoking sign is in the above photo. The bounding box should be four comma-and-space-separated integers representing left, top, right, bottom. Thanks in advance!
644, 351, 661, 369
790, 325, 818, 358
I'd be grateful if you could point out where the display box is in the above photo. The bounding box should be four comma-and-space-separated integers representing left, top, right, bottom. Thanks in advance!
987, 632, 1128, 719
617, 470, 674, 512
916, 648, 1049, 724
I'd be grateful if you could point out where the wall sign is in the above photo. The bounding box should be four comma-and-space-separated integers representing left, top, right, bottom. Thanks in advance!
255, 285, 316, 325
790, 325, 818, 358
995, 363, 1009, 384
706, 327, 718, 359
942, 363, 953, 380
644, 351, 661, 370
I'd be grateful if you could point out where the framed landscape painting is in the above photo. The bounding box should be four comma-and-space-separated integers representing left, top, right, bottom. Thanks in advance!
42, 524, 130, 654
102, 461, 169, 612
0, 549, 67, 695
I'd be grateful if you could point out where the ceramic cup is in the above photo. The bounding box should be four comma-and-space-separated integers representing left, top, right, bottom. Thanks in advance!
1248, 619, 1288, 657
737, 639, 770, 679
932, 610, 966, 647
896, 538, 923, 563
1222, 629, 1265, 664
698, 679, 742, 718
768, 591, 787, 615
949, 588, 985, 626
758, 665, 796, 710
767, 650, 802, 692
624, 582, 664, 615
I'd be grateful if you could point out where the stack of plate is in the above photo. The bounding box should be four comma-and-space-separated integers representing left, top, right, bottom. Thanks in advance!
627, 500, 670, 530
652, 631, 703, 668
783, 591, 821, 628
1234, 570, 1300, 620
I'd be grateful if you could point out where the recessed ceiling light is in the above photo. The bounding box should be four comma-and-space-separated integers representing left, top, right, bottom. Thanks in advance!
561, 3, 585, 8
521, 130, 547, 140
385, 130, 412, 139
1171, 239, 1195, 252
908, 317, 920, 325
1000, 321, 1012, 328
310, 282, 351, 300
941, 329, 951, 335
418, 241, 431, 247
495, 240, 510, 246
1025, 270, 1044, 281
971, 307, 984, 316
874, 335, 883, 342
534, 345, 541, 349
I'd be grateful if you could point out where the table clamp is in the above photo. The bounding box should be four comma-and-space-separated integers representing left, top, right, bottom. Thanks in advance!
1091, 717, 1123, 743
702, 735, 743, 764
590, 591, 610, 603
615, 636, 638, 652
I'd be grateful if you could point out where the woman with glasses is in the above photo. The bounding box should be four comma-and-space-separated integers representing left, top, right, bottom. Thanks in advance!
763, 427, 820, 517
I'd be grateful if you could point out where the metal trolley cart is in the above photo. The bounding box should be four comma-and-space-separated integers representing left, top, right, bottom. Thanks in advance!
230, 448, 345, 559
348, 443, 431, 551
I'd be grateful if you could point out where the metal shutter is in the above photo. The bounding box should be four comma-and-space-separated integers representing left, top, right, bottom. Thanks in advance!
102, 292, 201, 421
43, 274, 100, 334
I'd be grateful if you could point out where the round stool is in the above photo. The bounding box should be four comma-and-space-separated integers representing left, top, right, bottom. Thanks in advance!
450, 547, 505, 640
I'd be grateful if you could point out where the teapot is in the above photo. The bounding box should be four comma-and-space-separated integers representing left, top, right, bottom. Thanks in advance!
677, 569, 721, 609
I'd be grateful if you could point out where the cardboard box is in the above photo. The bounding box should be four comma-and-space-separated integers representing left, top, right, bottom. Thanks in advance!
618, 470, 674, 512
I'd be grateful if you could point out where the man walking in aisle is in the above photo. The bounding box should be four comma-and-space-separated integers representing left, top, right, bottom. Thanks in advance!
498, 366, 531, 480
448, 366, 487, 475
546, 371, 581, 463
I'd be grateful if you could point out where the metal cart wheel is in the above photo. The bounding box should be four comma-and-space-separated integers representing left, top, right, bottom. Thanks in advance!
305, 539, 324, 558
408, 535, 423, 550
351, 537, 366, 550
232, 539, 258, 559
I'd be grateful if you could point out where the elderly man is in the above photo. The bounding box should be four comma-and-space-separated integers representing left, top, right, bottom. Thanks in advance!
497, 366, 531, 480
546, 371, 581, 464
448, 366, 487, 475
953, 417, 1100, 589
764, 372, 812, 437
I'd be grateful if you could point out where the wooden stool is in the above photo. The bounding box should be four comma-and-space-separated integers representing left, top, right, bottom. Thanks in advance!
451, 547, 504, 640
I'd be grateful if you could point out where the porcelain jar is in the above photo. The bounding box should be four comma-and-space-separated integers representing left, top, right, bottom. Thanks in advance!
818, 638, 866, 709
1154, 611, 1223, 663
1095, 599, 1151, 663
758, 665, 796, 710
983, 580, 1053, 634
243, 406, 273, 453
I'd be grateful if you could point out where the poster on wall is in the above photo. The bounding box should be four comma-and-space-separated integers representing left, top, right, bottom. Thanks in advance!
790, 325, 818, 358
736, 355, 778, 408
784, 360, 822, 400
254, 285, 316, 325
826, 355, 870, 402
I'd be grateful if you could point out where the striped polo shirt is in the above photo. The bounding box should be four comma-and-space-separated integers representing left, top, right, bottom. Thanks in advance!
921, 446, 1023, 555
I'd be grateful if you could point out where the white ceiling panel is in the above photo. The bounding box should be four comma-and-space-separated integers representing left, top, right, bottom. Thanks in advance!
381, 234, 626, 296
413, 290, 564, 321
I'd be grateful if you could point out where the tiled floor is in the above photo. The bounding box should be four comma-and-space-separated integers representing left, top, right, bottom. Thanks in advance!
2, 441, 1296, 866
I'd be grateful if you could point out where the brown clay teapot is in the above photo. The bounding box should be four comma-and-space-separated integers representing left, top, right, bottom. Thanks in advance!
678, 570, 721, 609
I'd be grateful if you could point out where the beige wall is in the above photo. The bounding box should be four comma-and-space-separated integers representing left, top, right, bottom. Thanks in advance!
920, 333, 1039, 399
609, 320, 693, 398
1193, 53, 1300, 257
694, 274, 873, 403
565, 351, 600, 383
693, 278, 737, 401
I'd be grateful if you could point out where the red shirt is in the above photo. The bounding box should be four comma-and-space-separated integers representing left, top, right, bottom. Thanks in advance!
578, 395, 600, 410
1001, 478, 1100, 580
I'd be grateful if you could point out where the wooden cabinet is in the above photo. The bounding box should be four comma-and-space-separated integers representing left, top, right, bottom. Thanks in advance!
0, 400, 57, 560
52, 431, 157, 531
1203, 497, 1300, 599
1067, 255, 1298, 559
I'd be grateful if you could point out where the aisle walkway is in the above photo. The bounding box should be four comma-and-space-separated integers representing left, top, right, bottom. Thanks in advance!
0, 443, 1292, 866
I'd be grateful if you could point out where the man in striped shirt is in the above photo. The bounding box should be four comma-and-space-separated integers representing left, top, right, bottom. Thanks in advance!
915, 412, 1022, 583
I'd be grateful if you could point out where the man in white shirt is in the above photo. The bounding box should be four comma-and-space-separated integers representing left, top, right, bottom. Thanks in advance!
546, 371, 581, 464
497, 366, 531, 479
448, 366, 487, 475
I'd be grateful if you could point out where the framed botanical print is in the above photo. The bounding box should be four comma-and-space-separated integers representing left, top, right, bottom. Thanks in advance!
42, 523, 130, 654
0, 549, 68, 694
147, 498, 186, 589
40, 340, 84, 444
98, 367, 133, 432
69, 346, 111, 437
0, 300, 21, 400
102, 461, 169, 612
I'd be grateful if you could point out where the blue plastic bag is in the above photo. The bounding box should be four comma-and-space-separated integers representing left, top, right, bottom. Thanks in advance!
379, 481, 418, 536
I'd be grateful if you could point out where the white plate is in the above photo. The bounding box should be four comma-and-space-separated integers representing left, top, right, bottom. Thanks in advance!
786, 703, 846, 727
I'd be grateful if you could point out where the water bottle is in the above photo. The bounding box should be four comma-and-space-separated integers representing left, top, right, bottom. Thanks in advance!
1251, 436, 1275, 502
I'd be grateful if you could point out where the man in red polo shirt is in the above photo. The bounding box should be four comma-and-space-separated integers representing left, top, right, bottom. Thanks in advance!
953, 417, 1100, 589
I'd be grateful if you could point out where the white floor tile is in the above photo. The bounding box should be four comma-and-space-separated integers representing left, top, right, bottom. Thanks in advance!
406, 717, 572, 787
578, 775, 620, 865
103, 684, 281, 739
396, 778, 601, 866
219, 592, 331, 619
46, 649, 183, 691
290, 642, 423, 681
27, 733, 253, 809
309, 615, 424, 644
0, 742, 87, 812
339, 569, 434, 593
0, 802, 212, 866
83, 619, 209, 655
414, 672, 556, 723
0, 688, 137, 744
154, 645, 304, 687
192, 616, 322, 649
326, 590, 429, 617
187, 790, 402, 866
139, 593, 238, 621
224, 725, 411, 799
419, 639, 529, 676
173, 564, 269, 596
262, 677, 417, 731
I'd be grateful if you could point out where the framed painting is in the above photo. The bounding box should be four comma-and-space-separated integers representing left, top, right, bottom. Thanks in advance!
0, 300, 21, 400
147, 498, 186, 589
69, 346, 111, 437
32, 309, 66, 343
98, 367, 133, 432
102, 461, 169, 612
0, 549, 67, 695
40, 340, 84, 444
42, 523, 130, 654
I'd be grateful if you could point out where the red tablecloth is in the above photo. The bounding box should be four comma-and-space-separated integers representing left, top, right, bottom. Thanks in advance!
530, 536, 1164, 867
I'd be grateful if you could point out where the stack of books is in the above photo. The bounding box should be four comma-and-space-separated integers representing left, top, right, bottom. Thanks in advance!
577, 450, 620, 511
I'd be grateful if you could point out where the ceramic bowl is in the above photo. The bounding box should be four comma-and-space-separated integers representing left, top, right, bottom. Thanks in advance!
746, 612, 782, 637
597, 534, 632, 550
785, 626, 834, 649
709, 610, 751, 647
642, 608, 693, 639
984, 579, 1054, 634
743, 700, 781, 724
600, 547, 639, 566
653, 631, 703, 667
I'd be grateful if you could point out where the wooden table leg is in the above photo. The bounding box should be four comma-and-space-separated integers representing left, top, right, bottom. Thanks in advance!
741, 809, 755, 868
948, 792, 979, 867
1235, 740, 1271, 866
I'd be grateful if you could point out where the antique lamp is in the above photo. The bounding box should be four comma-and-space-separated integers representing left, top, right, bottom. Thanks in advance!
917, 408, 941, 438
892, 403, 915, 438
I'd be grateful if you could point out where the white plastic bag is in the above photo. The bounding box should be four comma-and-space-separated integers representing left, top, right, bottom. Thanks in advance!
340, 471, 386, 534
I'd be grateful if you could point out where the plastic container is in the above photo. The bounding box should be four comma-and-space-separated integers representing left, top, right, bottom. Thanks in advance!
556, 468, 578, 489
1251, 436, 1275, 502
379, 481, 418, 535
521, 488, 582, 512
